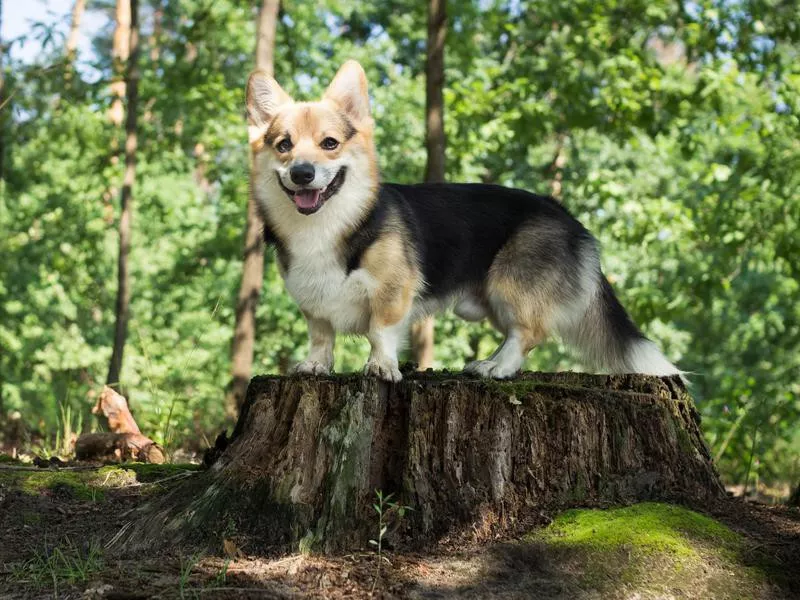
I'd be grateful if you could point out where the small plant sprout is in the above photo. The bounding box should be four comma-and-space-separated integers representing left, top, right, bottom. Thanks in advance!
178, 551, 203, 599
369, 489, 413, 594
213, 558, 230, 588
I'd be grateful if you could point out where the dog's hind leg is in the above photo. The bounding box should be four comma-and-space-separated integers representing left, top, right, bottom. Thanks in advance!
463, 290, 545, 378
464, 223, 568, 379
464, 326, 543, 378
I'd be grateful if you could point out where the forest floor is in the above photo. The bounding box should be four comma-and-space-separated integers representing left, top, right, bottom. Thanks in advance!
0, 460, 798, 600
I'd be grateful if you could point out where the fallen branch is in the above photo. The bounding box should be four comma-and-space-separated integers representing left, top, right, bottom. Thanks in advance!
74, 386, 165, 464
74, 432, 165, 464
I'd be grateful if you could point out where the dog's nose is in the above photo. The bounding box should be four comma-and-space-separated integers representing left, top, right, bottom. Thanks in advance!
290, 163, 315, 185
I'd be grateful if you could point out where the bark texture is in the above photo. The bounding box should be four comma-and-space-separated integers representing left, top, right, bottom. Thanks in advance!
106, 0, 139, 388
227, 0, 280, 417
120, 372, 723, 555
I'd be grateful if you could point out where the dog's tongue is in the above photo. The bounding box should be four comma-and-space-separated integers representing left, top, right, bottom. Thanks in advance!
294, 189, 321, 210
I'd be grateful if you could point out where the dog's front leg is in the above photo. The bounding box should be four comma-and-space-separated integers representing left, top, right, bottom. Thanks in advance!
357, 233, 419, 383
364, 321, 405, 382
291, 314, 335, 375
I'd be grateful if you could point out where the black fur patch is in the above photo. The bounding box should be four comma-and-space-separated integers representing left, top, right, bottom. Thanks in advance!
599, 276, 647, 350
375, 183, 591, 299
343, 190, 392, 273
263, 219, 290, 271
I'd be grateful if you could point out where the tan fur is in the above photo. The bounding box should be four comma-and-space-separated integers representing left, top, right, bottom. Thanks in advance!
264, 103, 345, 157
256, 100, 380, 201
486, 225, 567, 352
361, 231, 421, 328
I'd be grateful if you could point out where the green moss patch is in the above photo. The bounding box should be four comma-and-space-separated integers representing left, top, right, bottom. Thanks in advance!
537, 502, 738, 555
121, 462, 200, 483
0, 463, 199, 501
529, 503, 770, 599
14, 471, 104, 501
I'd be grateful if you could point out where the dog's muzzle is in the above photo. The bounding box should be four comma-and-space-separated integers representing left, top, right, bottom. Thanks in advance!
278, 167, 347, 215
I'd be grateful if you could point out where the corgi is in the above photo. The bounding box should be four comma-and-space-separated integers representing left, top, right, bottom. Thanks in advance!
246, 60, 681, 382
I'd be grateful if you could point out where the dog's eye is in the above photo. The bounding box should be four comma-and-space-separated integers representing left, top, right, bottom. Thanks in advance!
276, 139, 292, 153
320, 137, 339, 151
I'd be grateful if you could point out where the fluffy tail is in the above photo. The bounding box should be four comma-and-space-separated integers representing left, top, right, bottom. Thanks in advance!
558, 275, 682, 378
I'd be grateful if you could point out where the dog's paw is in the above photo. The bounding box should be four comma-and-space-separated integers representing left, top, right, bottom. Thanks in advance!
364, 358, 402, 382
290, 360, 331, 376
463, 360, 518, 379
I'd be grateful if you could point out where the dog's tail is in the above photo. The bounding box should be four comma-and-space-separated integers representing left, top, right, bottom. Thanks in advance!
556, 270, 682, 379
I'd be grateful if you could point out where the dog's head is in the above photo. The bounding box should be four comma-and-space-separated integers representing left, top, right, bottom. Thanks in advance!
247, 61, 378, 217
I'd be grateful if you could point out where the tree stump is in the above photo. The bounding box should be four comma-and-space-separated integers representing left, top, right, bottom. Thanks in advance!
120, 372, 723, 554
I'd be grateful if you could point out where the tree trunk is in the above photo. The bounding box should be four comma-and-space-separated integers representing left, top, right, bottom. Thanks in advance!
226, 0, 280, 418
254, 0, 280, 70
0, 0, 6, 181
409, 316, 434, 370
149, 0, 164, 62
119, 372, 723, 554
424, 0, 446, 184
109, 0, 131, 128
548, 132, 567, 199
106, 0, 139, 389
789, 483, 800, 507
411, 0, 448, 371
65, 0, 86, 66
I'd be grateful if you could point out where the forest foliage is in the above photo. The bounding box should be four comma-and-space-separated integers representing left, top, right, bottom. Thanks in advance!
0, 0, 798, 490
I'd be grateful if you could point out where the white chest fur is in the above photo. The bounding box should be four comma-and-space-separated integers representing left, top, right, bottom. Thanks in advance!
282, 227, 375, 334
256, 169, 381, 334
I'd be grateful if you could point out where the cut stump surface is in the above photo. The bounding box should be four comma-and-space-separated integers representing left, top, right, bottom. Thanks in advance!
121, 372, 723, 554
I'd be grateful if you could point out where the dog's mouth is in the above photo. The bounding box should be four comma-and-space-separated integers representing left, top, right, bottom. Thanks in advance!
278, 167, 347, 215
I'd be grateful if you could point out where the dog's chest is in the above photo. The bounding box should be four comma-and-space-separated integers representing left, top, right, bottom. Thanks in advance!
282, 239, 373, 333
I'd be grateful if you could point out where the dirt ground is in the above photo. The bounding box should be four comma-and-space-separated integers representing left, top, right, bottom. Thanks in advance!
1, 461, 798, 600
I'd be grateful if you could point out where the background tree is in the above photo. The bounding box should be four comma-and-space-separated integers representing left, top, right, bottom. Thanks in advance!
65, 0, 86, 68
410, 0, 447, 371
108, 0, 131, 129
0, 0, 5, 182
106, 0, 140, 388
227, 0, 280, 417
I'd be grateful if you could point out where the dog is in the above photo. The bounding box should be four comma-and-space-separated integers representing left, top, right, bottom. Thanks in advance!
246, 60, 680, 382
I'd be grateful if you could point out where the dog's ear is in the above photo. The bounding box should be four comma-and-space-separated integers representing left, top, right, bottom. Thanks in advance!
246, 70, 292, 144
323, 60, 370, 123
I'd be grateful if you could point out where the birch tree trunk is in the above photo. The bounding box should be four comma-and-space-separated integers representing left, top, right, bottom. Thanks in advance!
227, 0, 280, 418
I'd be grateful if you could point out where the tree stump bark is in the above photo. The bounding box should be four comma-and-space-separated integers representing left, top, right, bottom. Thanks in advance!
120, 372, 723, 554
